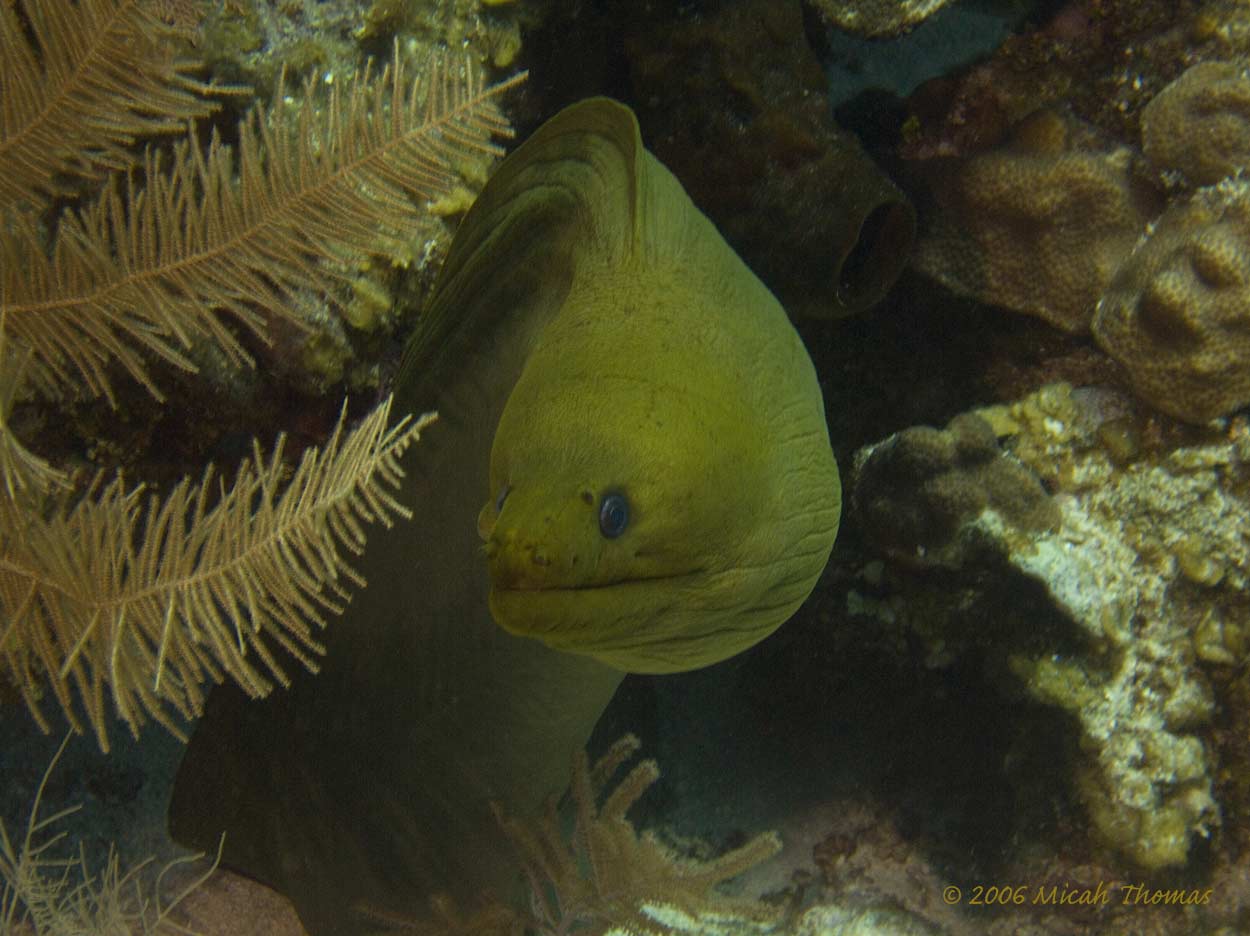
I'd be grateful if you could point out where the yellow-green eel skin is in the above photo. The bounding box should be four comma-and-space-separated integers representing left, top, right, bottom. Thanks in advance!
169, 97, 840, 934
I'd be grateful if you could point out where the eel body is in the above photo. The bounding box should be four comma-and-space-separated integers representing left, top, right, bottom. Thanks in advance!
168, 98, 839, 934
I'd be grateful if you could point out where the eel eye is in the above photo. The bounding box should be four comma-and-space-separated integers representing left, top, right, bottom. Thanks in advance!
598, 492, 629, 539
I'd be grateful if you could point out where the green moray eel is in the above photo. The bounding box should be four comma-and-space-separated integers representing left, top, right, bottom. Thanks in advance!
168, 98, 840, 934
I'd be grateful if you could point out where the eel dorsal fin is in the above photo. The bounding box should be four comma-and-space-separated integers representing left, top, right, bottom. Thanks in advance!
396, 97, 644, 412
168, 101, 651, 936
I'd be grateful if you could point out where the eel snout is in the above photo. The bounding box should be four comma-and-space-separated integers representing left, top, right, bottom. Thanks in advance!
484, 528, 572, 590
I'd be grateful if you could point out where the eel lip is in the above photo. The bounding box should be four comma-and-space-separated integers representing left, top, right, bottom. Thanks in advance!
490, 567, 706, 595
487, 569, 708, 638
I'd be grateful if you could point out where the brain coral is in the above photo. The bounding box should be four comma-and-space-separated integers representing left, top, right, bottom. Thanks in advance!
1142, 60, 1250, 186
913, 112, 1161, 333
1093, 178, 1250, 423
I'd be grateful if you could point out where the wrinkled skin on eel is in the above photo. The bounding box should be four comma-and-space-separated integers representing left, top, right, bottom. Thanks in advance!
168, 98, 840, 934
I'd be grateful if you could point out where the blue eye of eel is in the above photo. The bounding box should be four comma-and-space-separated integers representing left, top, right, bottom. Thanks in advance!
598, 492, 629, 538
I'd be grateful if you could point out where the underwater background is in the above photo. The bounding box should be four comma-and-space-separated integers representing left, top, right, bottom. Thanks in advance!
4, 0, 1250, 934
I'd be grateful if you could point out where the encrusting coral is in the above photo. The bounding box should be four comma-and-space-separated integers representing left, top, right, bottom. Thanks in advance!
902, 7, 1250, 428
912, 110, 1160, 333
195, 0, 530, 95
911, 51, 1250, 425
850, 411, 1058, 568
990, 384, 1240, 870
1141, 60, 1250, 187
850, 383, 1247, 870
1093, 177, 1250, 424
1089, 56, 1250, 425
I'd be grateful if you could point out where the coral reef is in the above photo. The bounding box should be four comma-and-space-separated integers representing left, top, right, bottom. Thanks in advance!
575, 1, 1250, 928
812, 799, 967, 934
851, 411, 1058, 567
1093, 178, 1250, 424
911, 111, 1160, 333
809, 0, 956, 38
904, 4, 1250, 424
818, 1, 1033, 109
363, 735, 782, 936
986, 384, 1246, 869
197, 0, 530, 93
621, 0, 915, 320
1141, 60, 1250, 186
850, 383, 1250, 870
801, 784, 1236, 935
12, 0, 1250, 932
0, 736, 218, 936
0, 0, 523, 747
898, 0, 1206, 160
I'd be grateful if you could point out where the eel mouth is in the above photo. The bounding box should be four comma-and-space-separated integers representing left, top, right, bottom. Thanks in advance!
487, 568, 707, 640
488, 565, 772, 675
490, 567, 704, 593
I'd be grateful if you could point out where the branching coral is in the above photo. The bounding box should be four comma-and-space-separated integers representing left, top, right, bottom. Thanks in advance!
375, 735, 782, 936
496, 734, 781, 936
1, 401, 434, 749
0, 735, 219, 935
0, 0, 525, 748
0, 0, 226, 213
2, 36, 524, 404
